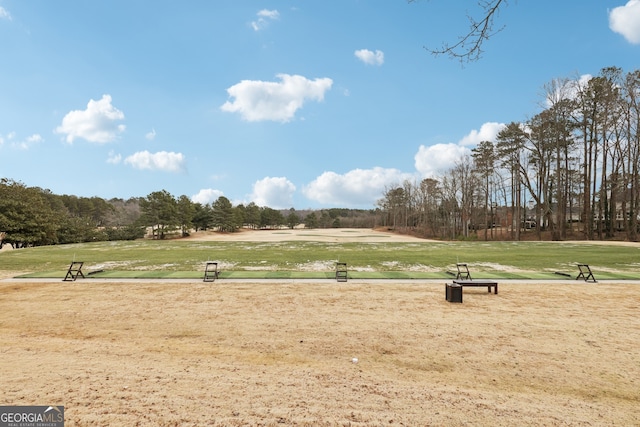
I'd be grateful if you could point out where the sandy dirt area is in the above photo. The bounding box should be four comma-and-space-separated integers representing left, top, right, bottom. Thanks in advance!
182, 228, 430, 243
0, 280, 638, 426
1, 229, 639, 425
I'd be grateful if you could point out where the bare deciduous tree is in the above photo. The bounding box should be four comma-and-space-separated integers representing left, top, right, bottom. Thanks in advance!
409, 0, 507, 63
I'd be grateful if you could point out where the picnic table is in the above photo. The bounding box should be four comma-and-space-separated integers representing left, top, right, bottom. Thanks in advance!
452, 279, 498, 294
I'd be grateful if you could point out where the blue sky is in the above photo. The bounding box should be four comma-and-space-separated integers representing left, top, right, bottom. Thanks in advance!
1, 1, 639, 209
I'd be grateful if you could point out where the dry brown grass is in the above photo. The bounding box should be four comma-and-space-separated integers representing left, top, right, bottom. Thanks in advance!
1, 279, 638, 426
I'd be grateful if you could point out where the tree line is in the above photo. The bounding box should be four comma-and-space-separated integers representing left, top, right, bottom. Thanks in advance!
0, 179, 377, 248
378, 67, 640, 241
139, 190, 376, 239
6, 66, 635, 246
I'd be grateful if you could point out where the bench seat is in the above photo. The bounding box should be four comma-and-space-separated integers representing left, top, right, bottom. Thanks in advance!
453, 279, 498, 294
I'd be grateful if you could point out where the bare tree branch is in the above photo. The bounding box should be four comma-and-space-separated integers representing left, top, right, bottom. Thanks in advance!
409, 0, 508, 63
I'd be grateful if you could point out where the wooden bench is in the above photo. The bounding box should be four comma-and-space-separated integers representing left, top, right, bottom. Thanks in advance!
63, 261, 85, 281
576, 264, 597, 283
336, 262, 348, 282
453, 279, 498, 294
456, 263, 472, 280
203, 262, 220, 282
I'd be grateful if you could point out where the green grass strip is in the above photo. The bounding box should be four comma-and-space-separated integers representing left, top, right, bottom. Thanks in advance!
14, 269, 640, 280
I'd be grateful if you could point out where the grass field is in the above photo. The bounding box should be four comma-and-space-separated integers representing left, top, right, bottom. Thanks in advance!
2, 238, 640, 280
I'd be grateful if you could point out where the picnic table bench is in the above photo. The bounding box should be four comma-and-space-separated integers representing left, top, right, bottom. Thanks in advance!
63, 261, 85, 281
203, 262, 220, 282
453, 279, 498, 294
576, 264, 597, 283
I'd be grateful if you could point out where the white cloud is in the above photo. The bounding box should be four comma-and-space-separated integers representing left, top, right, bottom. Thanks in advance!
570, 74, 594, 101
251, 176, 296, 208
458, 122, 506, 146
354, 49, 384, 66
15, 134, 43, 150
221, 74, 333, 122
192, 188, 224, 205
1, 132, 43, 150
545, 74, 593, 107
26, 134, 43, 144
412, 122, 504, 177
1, 133, 10, 147
0, 7, 11, 20
124, 150, 186, 172
145, 128, 156, 141
303, 167, 414, 207
258, 9, 279, 19
106, 151, 122, 164
609, 1, 640, 44
414, 143, 470, 178
251, 9, 279, 31
55, 94, 125, 144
